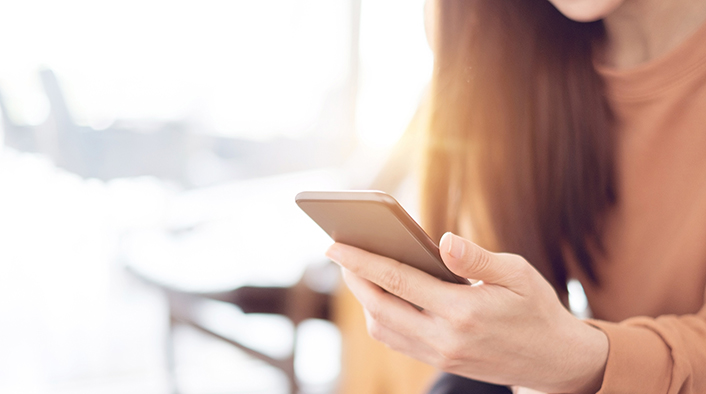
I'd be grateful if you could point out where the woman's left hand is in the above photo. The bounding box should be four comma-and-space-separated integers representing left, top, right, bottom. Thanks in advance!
325, 232, 608, 394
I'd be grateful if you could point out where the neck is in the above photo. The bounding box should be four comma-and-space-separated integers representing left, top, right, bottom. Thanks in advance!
602, 0, 706, 68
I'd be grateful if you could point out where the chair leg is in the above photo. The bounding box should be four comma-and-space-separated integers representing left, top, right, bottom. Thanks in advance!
167, 294, 300, 394
286, 327, 299, 394
165, 314, 179, 394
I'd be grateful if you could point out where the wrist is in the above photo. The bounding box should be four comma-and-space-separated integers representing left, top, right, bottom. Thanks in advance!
561, 319, 609, 394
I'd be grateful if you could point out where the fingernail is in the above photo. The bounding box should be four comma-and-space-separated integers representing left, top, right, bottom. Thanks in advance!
325, 244, 341, 263
443, 232, 465, 259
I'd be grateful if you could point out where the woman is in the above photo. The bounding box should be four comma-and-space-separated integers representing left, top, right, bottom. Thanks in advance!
326, 0, 706, 393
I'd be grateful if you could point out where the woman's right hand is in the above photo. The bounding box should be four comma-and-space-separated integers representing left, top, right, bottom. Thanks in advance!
327, 232, 608, 393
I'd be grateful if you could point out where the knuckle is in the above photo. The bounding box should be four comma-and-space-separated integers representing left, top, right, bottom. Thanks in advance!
366, 319, 384, 341
366, 298, 384, 322
378, 265, 407, 296
436, 355, 454, 371
473, 247, 493, 273
510, 254, 531, 273
448, 308, 475, 331
500, 253, 534, 285
436, 339, 464, 369
518, 262, 536, 282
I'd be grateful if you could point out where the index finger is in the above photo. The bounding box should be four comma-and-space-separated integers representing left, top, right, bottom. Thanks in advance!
326, 242, 459, 313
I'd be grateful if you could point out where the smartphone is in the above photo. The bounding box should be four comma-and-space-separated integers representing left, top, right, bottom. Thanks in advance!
295, 190, 469, 285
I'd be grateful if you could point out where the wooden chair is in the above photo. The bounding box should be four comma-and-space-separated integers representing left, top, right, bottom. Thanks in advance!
139, 262, 336, 394
128, 112, 437, 394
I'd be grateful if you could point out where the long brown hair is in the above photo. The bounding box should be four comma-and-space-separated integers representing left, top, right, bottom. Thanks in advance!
420, 0, 617, 295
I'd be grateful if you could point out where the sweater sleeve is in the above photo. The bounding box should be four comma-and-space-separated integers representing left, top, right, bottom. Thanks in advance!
586, 288, 706, 394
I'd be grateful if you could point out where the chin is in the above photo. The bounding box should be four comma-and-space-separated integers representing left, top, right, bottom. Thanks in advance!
548, 0, 625, 22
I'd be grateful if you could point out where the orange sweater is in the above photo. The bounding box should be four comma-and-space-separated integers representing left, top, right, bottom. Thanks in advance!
566, 20, 706, 393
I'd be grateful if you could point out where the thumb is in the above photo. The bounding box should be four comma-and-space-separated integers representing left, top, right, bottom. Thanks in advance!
439, 232, 526, 286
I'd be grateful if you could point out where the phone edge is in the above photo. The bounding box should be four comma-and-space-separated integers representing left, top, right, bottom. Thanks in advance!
296, 190, 470, 285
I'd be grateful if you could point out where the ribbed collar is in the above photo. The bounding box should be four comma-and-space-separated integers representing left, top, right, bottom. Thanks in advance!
596, 20, 706, 102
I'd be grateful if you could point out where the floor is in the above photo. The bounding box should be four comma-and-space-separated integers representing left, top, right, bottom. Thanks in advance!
0, 148, 340, 394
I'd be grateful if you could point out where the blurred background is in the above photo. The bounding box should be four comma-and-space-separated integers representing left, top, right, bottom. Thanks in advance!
0, 1, 433, 393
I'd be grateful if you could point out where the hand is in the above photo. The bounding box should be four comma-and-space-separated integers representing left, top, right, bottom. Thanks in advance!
326, 232, 608, 394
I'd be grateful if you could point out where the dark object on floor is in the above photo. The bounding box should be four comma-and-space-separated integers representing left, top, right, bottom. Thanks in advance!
428, 373, 512, 394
